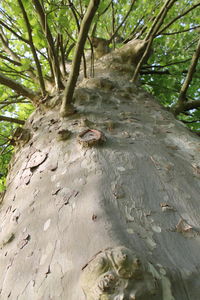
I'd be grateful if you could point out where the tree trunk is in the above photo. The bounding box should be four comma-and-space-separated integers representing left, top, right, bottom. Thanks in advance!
0, 59, 200, 300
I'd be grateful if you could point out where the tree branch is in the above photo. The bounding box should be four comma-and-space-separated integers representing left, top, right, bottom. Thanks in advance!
109, 0, 137, 43
0, 115, 25, 125
157, 3, 200, 36
178, 38, 200, 103
144, 58, 191, 69
161, 25, 200, 36
0, 73, 38, 102
32, 0, 64, 90
182, 119, 200, 124
146, 0, 177, 40
0, 54, 21, 66
177, 100, 200, 114
0, 20, 29, 43
17, 0, 46, 96
141, 69, 171, 75
132, 0, 177, 82
0, 30, 21, 62
68, 0, 81, 27
60, 0, 100, 117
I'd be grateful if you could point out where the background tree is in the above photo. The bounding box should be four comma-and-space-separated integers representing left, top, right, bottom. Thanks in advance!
0, 0, 200, 299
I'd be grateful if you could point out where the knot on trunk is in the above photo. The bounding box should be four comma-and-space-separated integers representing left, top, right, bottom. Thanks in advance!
81, 246, 161, 299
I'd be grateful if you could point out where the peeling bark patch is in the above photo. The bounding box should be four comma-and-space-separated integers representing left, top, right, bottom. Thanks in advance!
176, 218, 193, 233
18, 233, 30, 249
27, 151, 48, 169
1, 233, 15, 248
192, 163, 200, 176
160, 203, 176, 212
21, 151, 48, 184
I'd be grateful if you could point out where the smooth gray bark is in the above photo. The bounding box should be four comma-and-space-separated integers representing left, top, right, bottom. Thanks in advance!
0, 57, 200, 299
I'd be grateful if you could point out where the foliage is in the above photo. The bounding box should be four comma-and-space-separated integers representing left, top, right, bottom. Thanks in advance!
0, 0, 200, 190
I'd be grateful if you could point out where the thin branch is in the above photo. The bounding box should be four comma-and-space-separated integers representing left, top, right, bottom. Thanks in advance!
141, 69, 171, 75
146, 0, 176, 40
111, 1, 115, 48
0, 30, 21, 62
68, 0, 82, 24
178, 38, 200, 103
182, 100, 200, 112
144, 58, 191, 69
184, 38, 199, 51
0, 20, 29, 43
0, 99, 29, 110
58, 34, 67, 76
132, 0, 177, 82
0, 144, 12, 156
0, 54, 21, 66
98, 1, 112, 17
32, 0, 64, 90
0, 73, 38, 101
109, 0, 137, 42
182, 119, 200, 124
17, 0, 46, 96
0, 7, 22, 34
161, 25, 200, 36
123, 16, 145, 43
79, 0, 84, 16
157, 2, 200, 36
65, 42, 76, 60
60, 0, 100, 117
0, 29, 38, 82
0, 115, 25, 125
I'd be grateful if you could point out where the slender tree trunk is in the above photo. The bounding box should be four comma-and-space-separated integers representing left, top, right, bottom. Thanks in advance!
0, 59, 200, 299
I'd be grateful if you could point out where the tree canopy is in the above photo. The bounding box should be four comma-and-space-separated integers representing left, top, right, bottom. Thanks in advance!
0, 0, 200, 190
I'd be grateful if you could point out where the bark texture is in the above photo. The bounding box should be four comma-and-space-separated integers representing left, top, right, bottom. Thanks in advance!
0, 56, 200, 299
